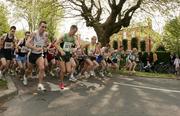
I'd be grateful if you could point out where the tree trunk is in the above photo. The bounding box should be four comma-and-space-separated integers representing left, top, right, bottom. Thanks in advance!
96, 32, 111, 46
94, 26, 112, 46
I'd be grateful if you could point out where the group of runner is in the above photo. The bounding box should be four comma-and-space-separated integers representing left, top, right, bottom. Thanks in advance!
0, 21, 127, 91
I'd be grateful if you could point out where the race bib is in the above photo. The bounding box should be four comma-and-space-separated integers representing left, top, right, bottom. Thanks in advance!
4, 42, 13, 49
63, 42, 72, 52
35, 44, 43, 48
21, 46, 27, 53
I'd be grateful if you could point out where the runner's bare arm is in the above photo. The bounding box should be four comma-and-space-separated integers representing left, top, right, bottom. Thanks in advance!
75, 37, 80, 49
13, 37, 18, 49
44, 32, 49, 47
82, 43, 89, 49
0, 34, 6, 45
54, 36, 65, 55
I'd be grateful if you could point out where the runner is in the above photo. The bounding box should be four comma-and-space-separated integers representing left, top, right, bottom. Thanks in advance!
75, 45, 93, 79
15, 31, 30, 79
85, 36, 99, 77
47, 39, 57, 77
94, 42, 105, 77
0, 26, 18, 79
25, 21, 48, 91
55, 25, 79, 89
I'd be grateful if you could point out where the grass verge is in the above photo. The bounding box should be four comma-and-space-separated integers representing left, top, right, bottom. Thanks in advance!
0, 79, 8, 90
111, 70, 177, 79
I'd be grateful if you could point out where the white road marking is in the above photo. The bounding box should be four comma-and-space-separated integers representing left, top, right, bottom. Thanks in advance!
114, 82, 180, 93
120, 78, 134, 81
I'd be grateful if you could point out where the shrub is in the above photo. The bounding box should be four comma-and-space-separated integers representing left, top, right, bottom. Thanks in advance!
156, 51, 170, 63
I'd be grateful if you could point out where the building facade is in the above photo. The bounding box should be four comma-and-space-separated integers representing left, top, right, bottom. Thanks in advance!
110, 18, 154, 52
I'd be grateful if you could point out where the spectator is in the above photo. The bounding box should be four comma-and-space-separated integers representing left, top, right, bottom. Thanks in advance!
144, 52, 153, 72
170, 52, 176, 73
152, 52, 158, 72
174, 54, 180, 77
138, 52, 144, 71
170, 52, 176, 65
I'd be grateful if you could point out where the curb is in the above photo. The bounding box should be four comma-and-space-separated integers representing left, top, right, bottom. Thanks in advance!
0, 77, 18, 102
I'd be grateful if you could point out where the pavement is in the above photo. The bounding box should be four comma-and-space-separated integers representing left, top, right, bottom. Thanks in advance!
0, 77, 18, 103
1, 74, 180, 116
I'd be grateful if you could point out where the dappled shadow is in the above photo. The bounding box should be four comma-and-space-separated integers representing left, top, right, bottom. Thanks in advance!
3, 74, 180, 116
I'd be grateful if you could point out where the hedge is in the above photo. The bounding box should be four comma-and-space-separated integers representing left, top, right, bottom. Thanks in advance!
139, 51, 170, 64
156, 51, 170, 63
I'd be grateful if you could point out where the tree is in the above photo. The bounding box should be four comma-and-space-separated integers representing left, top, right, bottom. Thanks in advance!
8, 0, 63, 40
63, 0, 143, 46
156, 45, 166, 51
16, 30, 24, 40
62, 0, 179, 46
0, 4, 9, 36
163, 17, 180, 55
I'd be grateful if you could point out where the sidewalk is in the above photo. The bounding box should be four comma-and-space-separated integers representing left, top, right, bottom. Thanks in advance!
0, 77, 18, 102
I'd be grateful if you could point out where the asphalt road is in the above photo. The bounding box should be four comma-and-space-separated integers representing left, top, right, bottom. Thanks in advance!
1, 75, 180, 116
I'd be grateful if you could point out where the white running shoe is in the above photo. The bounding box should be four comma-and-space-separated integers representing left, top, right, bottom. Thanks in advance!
37, 83, 46, 91
90, 71, 96, 77
84, 72, 90, 79
69, 76, 77, 82
50, 71, 55, 77
76, 73, 83, 80
100, 72, 105, 77
23, 75, 28, 86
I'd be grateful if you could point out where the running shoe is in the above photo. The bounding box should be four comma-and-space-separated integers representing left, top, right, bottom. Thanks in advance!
37, 83, 46, 91
23, 75, 28, 86
59, 82, 64, 90
69, 74, 77, 82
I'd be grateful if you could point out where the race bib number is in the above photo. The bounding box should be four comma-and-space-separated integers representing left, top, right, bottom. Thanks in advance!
35, 44, 43, 48
63, 42, 72, 52
21, 46, 27, 53
4, 42, 13, 49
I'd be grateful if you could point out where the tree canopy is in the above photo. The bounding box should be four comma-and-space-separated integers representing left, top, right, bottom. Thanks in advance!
8, 0, 63, 40
61, 0, 180, 46
0, 4, 9, 36
163, 17, 180, 55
